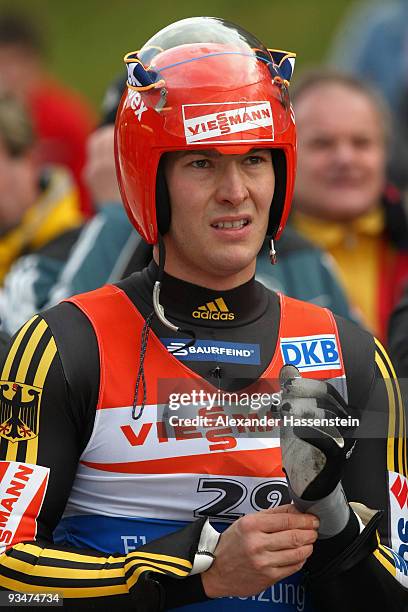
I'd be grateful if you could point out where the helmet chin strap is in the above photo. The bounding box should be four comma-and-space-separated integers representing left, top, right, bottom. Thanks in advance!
152, 234, 196, 347
152, 234, 179, 332
132, 235, 196, 421
269, 238, 277, 264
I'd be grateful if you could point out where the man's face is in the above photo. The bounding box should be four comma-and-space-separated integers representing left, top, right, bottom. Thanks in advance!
162, 149, 275, 288
0, 139, 37, 229
0, 45, 39, 100
294, 83, 386, 221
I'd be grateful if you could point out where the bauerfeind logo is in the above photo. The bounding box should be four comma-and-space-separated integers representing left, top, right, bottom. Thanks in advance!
192, 298, 234, 321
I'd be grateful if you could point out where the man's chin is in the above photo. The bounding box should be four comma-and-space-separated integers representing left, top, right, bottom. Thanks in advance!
313, 198, 377, 222
208, 253, 257, 276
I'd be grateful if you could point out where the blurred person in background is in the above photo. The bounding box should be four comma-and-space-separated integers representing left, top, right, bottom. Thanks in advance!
0, 73, 354, 336
290, 70, 408, 343
0, 75, 146, 335
328, 0, 408, 191
388, 285, 408, 376
0, 11, 96, 215
328, 0, 408, 115
0, 94, 82, 290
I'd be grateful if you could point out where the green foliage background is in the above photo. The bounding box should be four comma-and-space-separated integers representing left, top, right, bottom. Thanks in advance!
0, 0, 356, 114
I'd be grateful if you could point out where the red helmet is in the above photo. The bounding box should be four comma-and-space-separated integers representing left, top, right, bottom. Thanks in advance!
115, 17, 296, 244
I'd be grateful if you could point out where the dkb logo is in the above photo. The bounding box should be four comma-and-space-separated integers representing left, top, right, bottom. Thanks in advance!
280, 334, 341, 372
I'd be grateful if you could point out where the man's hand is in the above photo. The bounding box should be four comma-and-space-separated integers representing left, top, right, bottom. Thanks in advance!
279, 365, 357, 501
201, 504, 318, 598
279, 365, 358, 539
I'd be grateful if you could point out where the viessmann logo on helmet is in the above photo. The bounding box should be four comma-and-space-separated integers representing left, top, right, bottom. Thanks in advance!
182, 102, 274, 145
192, 298, 235, 321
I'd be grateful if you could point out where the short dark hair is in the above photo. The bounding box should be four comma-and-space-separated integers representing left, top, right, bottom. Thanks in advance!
292, 68, 391, 144
0, 11, 44, 56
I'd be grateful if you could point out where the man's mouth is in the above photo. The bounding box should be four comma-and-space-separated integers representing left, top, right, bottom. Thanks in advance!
211, 218, 250, 230
327, 175, 362, 187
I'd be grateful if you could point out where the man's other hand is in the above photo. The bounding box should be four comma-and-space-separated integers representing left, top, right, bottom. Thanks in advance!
201, 504, 318, 598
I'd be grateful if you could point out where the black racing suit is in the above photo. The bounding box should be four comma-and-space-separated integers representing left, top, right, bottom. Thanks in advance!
0, 261, 406, 610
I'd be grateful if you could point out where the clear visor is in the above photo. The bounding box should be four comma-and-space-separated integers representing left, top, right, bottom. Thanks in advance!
139, 16, 271, 65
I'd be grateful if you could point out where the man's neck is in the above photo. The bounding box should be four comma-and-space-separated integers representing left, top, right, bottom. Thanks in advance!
140, 260, 266, 327
152, 248, 255, 291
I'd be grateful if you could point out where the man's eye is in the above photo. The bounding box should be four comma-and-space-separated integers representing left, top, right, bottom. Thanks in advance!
192, 159, 210, 168
310, 139, 332, 150
353, 138, 373, 149
246, 156, 265, 165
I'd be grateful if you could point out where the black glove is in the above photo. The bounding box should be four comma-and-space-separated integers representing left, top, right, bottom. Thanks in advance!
279, 365, 358, 538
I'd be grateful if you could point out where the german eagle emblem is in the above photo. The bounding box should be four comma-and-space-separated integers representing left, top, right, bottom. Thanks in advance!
0, 382, 41, 442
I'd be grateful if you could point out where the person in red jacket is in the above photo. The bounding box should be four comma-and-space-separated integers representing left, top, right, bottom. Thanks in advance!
0, 11, 96, 215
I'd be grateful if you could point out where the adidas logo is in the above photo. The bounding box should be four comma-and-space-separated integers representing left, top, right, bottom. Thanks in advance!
192, 298, 235, 321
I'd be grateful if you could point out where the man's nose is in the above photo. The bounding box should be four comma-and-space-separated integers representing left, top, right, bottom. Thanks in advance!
214, 163, 249, 206
334, 141, 356, 165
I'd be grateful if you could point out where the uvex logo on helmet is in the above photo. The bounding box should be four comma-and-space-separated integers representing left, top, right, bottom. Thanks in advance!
127, 89, 148, 122
182, 102, 274, 145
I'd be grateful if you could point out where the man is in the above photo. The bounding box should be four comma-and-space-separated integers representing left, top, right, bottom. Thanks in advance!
290, 70, 408, 342
0, 11, 96, 214
0, 95, 82, 284
0, 18, 406, 611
